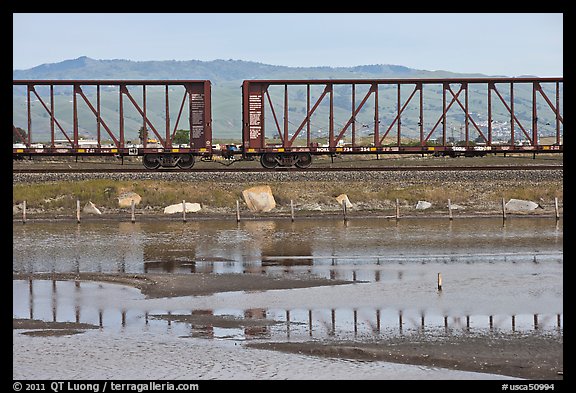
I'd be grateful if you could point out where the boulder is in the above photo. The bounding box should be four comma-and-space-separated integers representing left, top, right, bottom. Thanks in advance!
242, 185, 276, 212
117, 192, 142, 208
164, 202, 202, 214
505, 198, 539, 212
415, 200, 432, 210
83, 201, 102, 215
335, 194, 353, 209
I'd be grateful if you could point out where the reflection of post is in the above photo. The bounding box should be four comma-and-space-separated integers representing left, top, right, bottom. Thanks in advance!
421, 314, 425, 331
28, 279, 34, 320
512, 315, 516, 332
376, 309, 381, 333
352, 270, 357, 282
534, 314, 539, 330
398, 310, 403, 335
286, 310, 291, 338
489, 315, 493, 331
308, 309, 313, 337
52, 280, 57, 322
466, 315, 470, 331
99, 309, 103, 328
145, 312, 149, 325
444, 316, 448, 333
374, 270, 381, 282
353, 309, 358, 336
331, 309, 336, 335
75, 305, 80, 324
121, 310, 127, 327
557, 314, 561, 329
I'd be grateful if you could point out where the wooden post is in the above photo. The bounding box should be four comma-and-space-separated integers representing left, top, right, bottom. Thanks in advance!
501, 198, 507, 221
437, 272, 442, 291
342, 199, 348, 222
290, 199, 295, 222
236, 200, 240, 222
131, 200, 135, 223
554, 197, 559, 220
447, 199, 453, 220
76, 199, 81, 223
22, 200, 27, 224
182, 200, 186, 223
395, 198, 400, 220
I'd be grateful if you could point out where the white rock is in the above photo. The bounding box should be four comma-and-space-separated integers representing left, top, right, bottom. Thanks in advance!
335, 194, 353, 209
448, 203, 464, 210
242, 185, 276, 212
83, 201, 102, 215
117, 192, 142, 208
505, 199, 539, 211
415, 200, 432, 210
164, 202, 202, 214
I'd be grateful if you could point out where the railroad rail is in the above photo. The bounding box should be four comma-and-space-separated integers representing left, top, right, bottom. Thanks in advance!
12, 164, 563, 174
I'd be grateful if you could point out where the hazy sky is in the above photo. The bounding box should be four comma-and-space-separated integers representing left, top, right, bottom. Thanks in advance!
13, 13, 563, 77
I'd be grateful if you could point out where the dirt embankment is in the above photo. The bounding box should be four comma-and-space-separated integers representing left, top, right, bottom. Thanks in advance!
12, 271, 353, 298
249, 335, 563, 380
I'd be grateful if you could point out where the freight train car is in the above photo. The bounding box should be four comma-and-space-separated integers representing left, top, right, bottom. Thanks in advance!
13, 78, 563, 169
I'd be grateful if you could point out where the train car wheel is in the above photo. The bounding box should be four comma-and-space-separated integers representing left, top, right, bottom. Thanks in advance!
260, 153, 278, 169
294, 153, 312, 169
177, 154, 195, 169
143, 154, 161, 170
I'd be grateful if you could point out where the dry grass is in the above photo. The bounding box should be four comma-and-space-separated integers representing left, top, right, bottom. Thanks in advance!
13, 178, 562, 215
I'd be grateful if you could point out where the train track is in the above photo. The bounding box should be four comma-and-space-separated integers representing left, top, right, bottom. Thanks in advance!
13, 165, 563, 174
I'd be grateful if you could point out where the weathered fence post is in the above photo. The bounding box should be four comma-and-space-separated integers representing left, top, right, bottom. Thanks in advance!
501, 198, 507, 221
395, 198, 400, 220
342, 199, 348, 222
448, 199, 453, 220
131, 200, 136, 223
182, 200, 187, 223
554, 197, 559, 220
236, 200, 241, 222
437, 272, 443, 291
22, 200, 27, 224
290, 199, 295, 222
76, 199, 81, 223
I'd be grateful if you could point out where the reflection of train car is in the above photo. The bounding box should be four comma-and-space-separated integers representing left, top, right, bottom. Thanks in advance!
13, 77, 564, 169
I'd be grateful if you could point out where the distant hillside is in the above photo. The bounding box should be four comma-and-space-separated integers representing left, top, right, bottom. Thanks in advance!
13, 57, 559, 142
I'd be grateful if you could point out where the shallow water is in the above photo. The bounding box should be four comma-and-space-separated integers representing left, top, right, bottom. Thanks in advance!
13, 217, 562, 379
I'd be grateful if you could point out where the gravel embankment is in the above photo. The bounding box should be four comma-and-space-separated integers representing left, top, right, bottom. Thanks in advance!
11, 169, 564, 184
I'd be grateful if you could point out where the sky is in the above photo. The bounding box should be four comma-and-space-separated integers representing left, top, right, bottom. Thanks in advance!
13, 13, 563, 77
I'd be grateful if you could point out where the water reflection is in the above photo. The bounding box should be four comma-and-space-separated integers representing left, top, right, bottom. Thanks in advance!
14, 280, 563, 342
13, 218, 563, 276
